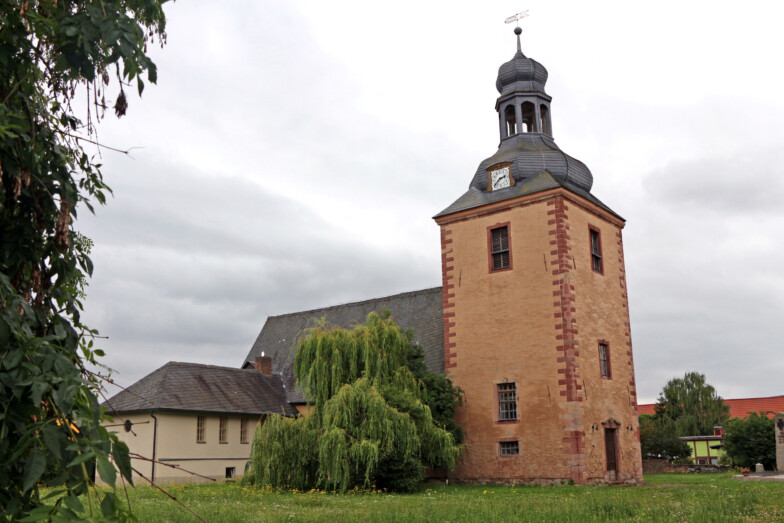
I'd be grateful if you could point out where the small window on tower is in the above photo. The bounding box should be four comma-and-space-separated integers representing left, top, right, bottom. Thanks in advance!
590, 227, 603, 273
500, 440, 520, 456
489, 226, 511, 271
521, 102, 535, 133
540, 104, 549, 135
599, 342, 611, 378
505, 105, 517, 136
497, 382, 517, 421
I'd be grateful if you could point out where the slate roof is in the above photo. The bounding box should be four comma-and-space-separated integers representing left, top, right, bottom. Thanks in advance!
496, 47, 549, 95
103, 361, 297, 417
638, 395, 784, 419
435, 168, 622, 220
241, 287, 444, 404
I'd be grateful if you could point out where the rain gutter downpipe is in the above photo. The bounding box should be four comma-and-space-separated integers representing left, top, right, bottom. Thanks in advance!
150, 411, 158, 483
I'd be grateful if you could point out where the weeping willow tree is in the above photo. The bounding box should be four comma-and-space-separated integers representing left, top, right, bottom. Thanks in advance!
250, 311, 461, 492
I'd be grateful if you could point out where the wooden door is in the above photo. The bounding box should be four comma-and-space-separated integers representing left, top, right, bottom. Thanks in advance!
604, 428, 618, 476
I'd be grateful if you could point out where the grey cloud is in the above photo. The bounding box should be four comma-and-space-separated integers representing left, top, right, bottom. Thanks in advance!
643, 147, 784, 215
79, 155, 439, 387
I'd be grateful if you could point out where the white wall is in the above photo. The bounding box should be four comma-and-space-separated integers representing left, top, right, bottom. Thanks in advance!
104, 411, 264, 485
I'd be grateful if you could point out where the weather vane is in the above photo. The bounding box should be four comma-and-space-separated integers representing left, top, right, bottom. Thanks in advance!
504, 10, 529, 27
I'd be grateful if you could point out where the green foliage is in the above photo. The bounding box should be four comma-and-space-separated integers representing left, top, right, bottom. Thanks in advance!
722, 412, 776, 469
654, 371, 730, 436
638, 414, 691, 460
249, 414, 319, 491
0, 0, 167, 519
406, 344, 464, 444
251, 312, 462, 492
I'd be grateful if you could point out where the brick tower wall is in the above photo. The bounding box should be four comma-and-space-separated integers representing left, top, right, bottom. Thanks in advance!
439, 190, 642, 484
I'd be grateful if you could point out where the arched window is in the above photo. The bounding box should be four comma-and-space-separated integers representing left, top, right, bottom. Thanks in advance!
521, 102, 535, 133
505, 105, 517, 136
540, 104, 549, 135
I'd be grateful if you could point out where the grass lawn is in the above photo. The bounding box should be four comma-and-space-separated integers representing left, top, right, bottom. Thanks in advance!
74, 473, 784, 522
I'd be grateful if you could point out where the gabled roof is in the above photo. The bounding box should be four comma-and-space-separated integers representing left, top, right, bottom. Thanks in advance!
638, 395, 784, 419
241, 287, 444, 403
103, 361, 297, 417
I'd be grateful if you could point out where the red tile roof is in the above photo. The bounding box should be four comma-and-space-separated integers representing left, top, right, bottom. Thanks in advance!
638, 395, 784, 420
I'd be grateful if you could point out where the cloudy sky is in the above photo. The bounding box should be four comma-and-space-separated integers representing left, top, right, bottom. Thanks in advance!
80, 1, 784, 405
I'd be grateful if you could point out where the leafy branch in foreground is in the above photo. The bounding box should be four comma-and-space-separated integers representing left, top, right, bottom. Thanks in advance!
1, 1, 168, 519
250, 312, 462, 493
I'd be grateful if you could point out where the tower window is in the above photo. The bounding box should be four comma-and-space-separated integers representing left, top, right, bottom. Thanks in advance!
599, 342, 611, 378
500, 440, 520, 456
505, 105, 517, 136
497, 382, 517, 421
540, 104, 549, 135
589, 227, 603, 273
521, 102, 535, 133
489, 225, 511, 271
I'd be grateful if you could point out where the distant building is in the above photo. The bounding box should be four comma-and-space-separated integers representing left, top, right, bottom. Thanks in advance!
638, 396, 784, 419
680, 434, 725, 466
638, 397, 784, 466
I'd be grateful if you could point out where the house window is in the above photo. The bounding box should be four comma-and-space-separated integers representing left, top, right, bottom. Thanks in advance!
240, 418, 249, 444
500, 441, 520, 456
498, 382, 517, 421
489, 225, 511, 271
226, 467, 236, 479
196, 416, 205, 443
219, 417, 228, 444
590, 227, 603, 273
599, 342, 611, 378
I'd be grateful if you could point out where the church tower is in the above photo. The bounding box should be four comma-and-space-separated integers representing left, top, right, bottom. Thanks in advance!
434, 27, 643, 484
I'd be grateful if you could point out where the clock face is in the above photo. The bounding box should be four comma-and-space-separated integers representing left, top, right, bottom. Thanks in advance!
490, 166, 511, 190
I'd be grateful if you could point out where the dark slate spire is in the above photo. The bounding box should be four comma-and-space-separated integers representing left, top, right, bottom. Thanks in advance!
496, 27, 549, 95
435, 28, 613, 219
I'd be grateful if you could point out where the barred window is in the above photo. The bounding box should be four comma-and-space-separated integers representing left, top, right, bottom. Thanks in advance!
196, 416, 205, 443
500, 441, 520, 456
599, 343, 611, 378
491, 226, 510, 270
498, 382, 517, 421
240, 418, 248, 444
590, 228, 603, 273
219, 416, 228, 444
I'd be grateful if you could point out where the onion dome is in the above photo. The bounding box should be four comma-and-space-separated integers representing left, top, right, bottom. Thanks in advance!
496, 27, 549, 95
469, 133, 593, 193
434, 27, 617, 220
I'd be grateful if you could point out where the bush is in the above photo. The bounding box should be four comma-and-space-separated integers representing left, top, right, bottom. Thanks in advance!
722, 412, 775, 469
639, 414, 692, 460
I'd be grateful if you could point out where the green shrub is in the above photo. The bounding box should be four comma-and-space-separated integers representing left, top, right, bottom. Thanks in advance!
723, 412, 775, 469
